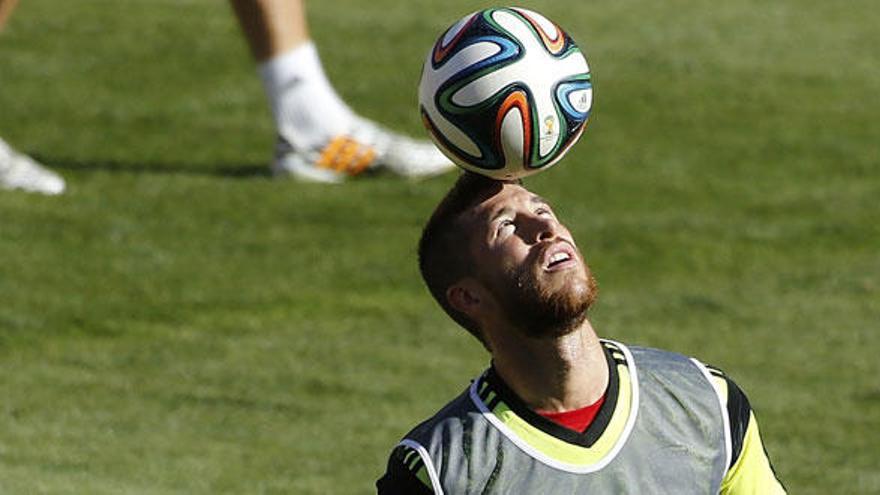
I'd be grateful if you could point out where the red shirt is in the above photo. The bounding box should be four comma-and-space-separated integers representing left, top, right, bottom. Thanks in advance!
536, 394, 606, 433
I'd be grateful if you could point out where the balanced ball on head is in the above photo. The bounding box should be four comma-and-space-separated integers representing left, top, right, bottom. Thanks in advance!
419, 7, 593, 179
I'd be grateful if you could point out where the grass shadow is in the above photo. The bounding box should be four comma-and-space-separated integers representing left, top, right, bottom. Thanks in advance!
33, 155, 271, 179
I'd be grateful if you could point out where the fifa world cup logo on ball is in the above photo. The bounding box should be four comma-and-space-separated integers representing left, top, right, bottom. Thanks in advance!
544, 116, 555, 136
419, 7, 593, 179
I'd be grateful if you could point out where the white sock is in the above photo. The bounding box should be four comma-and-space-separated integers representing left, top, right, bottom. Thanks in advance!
259, 42, 356, 150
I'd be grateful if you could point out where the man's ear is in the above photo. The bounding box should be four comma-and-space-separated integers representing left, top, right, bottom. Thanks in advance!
446, 278, 484, 319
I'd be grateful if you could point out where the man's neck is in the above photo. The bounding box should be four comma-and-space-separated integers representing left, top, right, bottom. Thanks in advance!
489, 319, 609, 413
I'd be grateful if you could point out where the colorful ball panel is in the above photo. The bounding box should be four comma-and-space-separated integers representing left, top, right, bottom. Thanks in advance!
419, 7, 592, 179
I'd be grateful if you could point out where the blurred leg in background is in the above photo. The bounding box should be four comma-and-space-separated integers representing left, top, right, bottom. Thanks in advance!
0, 0, 66, 195
229, 0, 453, 183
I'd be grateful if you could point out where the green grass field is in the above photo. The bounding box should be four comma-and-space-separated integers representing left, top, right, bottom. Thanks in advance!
1, 0, 878, 493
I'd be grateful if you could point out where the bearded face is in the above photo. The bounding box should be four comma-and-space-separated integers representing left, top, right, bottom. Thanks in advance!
463, 184, 598, 339
491, 242, 598, 338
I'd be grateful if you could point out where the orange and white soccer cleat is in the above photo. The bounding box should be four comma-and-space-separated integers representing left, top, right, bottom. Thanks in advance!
272, 117, 454, 184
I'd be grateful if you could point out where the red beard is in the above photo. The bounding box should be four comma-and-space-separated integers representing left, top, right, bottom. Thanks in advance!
497, 257, 598, 338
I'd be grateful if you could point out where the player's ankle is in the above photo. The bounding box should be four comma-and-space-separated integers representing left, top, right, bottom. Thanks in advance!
258, 41, 355, 150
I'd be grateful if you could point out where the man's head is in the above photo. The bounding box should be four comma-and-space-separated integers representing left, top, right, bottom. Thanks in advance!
418, 173, 598, 348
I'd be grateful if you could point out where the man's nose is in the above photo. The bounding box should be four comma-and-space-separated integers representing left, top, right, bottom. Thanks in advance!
525, 214, 556, 243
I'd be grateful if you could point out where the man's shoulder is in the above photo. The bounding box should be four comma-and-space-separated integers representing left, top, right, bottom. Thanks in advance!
608, 339, 711, 373
615, 340, 690, 360
403, 379, 482, 443
377, 382, 479, 495
607, 340, 725, 405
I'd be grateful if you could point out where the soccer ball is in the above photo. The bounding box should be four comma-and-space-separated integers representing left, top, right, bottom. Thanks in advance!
418, 7, 592, 180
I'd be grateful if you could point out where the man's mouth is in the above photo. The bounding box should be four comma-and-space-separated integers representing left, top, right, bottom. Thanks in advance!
542, 241, 578, 272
